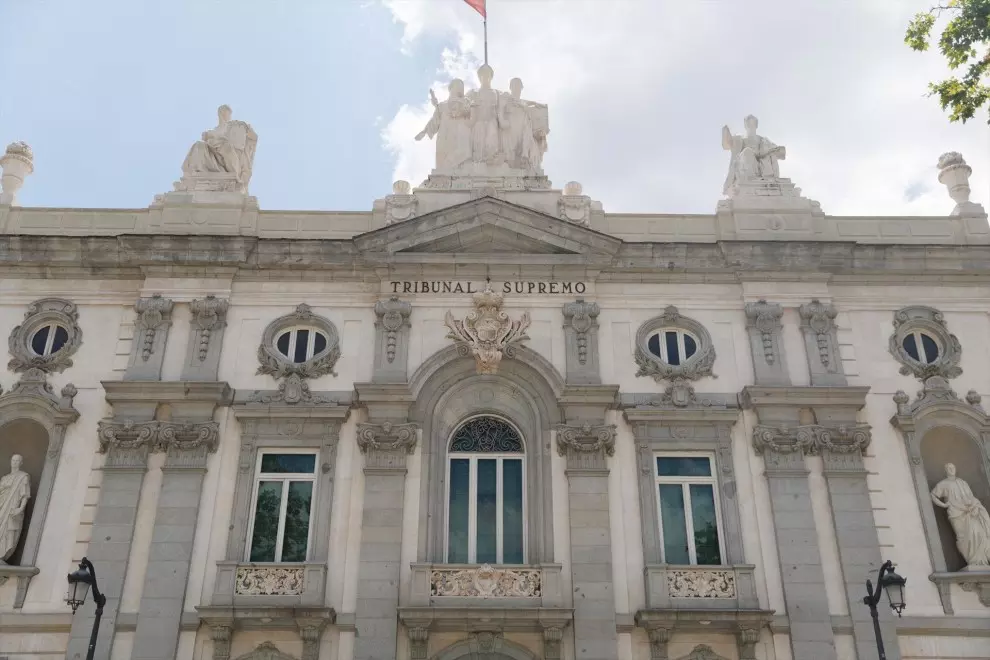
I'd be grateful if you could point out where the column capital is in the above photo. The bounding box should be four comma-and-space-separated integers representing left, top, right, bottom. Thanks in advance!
97, 419, 157, 469
157, 421, 221, 469
542, 625, 563, 660
555, 422, 616, 471
408, 626, 429, 660
357, 420, 419, 471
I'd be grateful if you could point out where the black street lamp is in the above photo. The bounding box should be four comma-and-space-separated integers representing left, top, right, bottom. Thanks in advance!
863, 559, 907, 660
66, 557, 107, 660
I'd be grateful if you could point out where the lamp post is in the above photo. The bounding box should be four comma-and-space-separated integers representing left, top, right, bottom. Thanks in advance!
863, 559, 907, 660
66, 557, 107, 660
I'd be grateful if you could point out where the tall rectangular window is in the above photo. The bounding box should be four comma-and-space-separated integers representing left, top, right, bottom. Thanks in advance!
446, 455, 525, 564
247, 451, 317, 563
655, 454, 723, 565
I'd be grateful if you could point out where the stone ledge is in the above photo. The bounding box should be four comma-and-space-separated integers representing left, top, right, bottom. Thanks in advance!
770, 613, 990, 637
102, 380, 233, 420
645, 564, 760, 611
740, 385, 870, 410
931, 570, 990, 612
409, 563, 564, 609
197, 605, 334, 631
634, 607, 773, 634
398, 605, 572, 633
211, 561, 327, 608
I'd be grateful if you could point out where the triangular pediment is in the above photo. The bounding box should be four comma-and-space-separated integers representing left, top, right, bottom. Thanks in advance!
353, 197, 622, 260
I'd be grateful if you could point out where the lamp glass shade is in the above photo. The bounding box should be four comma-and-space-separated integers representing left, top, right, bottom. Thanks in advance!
65, 579, 90, 612
881, 570, 907, 614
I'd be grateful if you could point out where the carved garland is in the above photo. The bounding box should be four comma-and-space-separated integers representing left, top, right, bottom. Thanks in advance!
190, 295, 229, 363
744, 299, 782, 365
134, 294, 174, 362
888, 305, 962, 381
799, 299, 837, 367
374, 296, 412, 364
667, 569, 736, 598
257, 304, 341, 380
562, 298, 599, 365
635, 306, 716, 384
430, 563, 542, 598
8, 298, 83, 374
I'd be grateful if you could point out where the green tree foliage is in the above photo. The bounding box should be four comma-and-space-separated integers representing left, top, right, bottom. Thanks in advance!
906, 0, 990, 123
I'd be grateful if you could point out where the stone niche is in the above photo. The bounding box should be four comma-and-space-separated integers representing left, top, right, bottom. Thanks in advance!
0, 418, 48, 565
921, 425, 990, 572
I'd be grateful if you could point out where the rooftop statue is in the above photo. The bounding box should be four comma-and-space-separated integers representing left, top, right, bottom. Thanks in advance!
179, 104, 258, 194
722, 115, 786, 196
415, 65, 550, 186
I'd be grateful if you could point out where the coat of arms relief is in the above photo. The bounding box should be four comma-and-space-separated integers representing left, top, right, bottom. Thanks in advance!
444, 280, 531, 375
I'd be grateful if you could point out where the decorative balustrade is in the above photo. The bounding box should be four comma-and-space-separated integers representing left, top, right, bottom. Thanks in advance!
409, 563, 563, 607
645, 564, 759, 611
212, 561, 326, 607
235, 565, 304, 596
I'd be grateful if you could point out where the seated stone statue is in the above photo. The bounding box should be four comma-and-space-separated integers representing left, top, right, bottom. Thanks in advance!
931, 463, 990, 568
0, 454, 30, 564
722, 115, 786, 195
181, 104, 258, 193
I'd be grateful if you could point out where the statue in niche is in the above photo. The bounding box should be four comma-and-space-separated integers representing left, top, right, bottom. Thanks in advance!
500, 78, 547, 170
415, 79, 473, 172
931, 463, 990, 568
721, 114, 786, 195
181, 104, 258, 192
0, 454, 31, 564
468, 64, 503, 165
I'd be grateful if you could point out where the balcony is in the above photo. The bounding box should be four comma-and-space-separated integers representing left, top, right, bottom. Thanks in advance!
645, 564, 760, 611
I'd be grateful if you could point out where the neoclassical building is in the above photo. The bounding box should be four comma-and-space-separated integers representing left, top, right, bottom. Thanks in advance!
0, 72, 989, 660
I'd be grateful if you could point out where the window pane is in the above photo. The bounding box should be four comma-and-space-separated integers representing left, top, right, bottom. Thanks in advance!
659, 484, 690, 564
665, 331, 681, 365
683, 334, 697, 359
647, 333, 662, 359
903, 334, 920, 361
281, 481, 313, 562
249, 481, 283, 562
503, 459, 524, 564
690, 484, 722, 565
920, 334, 939, 364
31, 326, 50, 355
313, 331, 327, 355
657, 456, 712, 477
293, 329, 310, 363
276, 331, 291, 357
476, 459, 498, 564
447, 459, 470, 563
261, 454, 316, 474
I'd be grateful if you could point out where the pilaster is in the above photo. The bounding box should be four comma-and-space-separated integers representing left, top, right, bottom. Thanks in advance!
181, 295, 229, 381
353, 420, 419, 660
125, 294, 175, 381
562, 298, 601, 384
132, 421, 220, 660
798, 300, 846, 386
556, 422, 618, 660
744, 300, 789, 386
372, 296, 412, 383
66, 420, 156, 659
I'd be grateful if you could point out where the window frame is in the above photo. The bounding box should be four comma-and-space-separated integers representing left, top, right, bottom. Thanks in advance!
30, 322, 69, 357
634, 306, 716, 384
648, 328, 699, 366
889, 305, 963, 381
274, 325, 330, 365
654, 453, 726, 566
256, 303, 342, 380
443, 415, 528, 565
902, 329, 940, 365
244, 448, 319, 564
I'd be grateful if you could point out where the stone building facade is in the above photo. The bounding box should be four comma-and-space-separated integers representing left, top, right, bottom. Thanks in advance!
0, 80, 989, 660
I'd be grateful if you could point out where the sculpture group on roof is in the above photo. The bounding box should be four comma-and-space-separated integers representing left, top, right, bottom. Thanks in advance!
0, 71, 984, 219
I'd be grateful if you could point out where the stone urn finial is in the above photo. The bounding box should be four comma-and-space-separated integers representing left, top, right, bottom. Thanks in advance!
937, 151, 985, 217
0, 141, 34, 205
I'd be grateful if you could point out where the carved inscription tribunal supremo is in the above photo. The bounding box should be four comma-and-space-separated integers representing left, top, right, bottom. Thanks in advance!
390, 280, 587, 295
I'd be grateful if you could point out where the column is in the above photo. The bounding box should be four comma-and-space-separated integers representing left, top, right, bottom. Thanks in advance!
556, 422, 618, 660
65, 421, 156, 660
751, 424, 838, 660
353, 420, 418, 660
131, 422, 220, 660
819, 429, 901, 660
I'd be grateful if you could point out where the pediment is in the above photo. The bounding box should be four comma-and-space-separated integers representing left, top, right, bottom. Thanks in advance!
353, 197, 621, 260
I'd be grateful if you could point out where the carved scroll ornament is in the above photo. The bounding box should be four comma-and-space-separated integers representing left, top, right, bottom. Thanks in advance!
445, 281, 531, 375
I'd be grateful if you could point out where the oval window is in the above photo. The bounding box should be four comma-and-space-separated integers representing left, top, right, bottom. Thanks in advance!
648, 329, 698, 366
30, 323, 69, 356
902, 330, 940, 364
275, 327, 329, 364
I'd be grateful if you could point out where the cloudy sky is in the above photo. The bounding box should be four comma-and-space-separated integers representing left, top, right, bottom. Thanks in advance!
1, 0, 987, 216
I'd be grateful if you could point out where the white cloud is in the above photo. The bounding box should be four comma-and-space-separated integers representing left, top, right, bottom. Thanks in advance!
381, 0, 990, 216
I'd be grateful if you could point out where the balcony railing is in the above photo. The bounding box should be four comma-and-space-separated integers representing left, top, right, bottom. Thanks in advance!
409, 563, 564, 608
212, 561, 326, 607
645, 564, 759, 610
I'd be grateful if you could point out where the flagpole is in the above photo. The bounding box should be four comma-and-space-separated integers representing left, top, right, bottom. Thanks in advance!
483, 15, 488, 65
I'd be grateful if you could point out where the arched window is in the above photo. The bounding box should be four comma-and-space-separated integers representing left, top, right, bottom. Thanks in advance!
446, 417, 525, 565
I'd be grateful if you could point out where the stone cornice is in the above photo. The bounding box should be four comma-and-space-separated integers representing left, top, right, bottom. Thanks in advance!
7, 235, 990, 282
740, 385, 870, 410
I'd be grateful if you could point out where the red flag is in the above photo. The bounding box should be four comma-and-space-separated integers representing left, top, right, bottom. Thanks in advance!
464, 0, 486, 18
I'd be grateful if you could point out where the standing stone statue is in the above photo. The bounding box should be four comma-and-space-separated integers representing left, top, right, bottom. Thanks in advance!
500, 78, 548, 171
469, 64, 503, 165
931, 463, 990, 568
722, 115, 786, 195
181, 104, 258, 193
0, 454, 30, 564
415, 79, 473, 172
